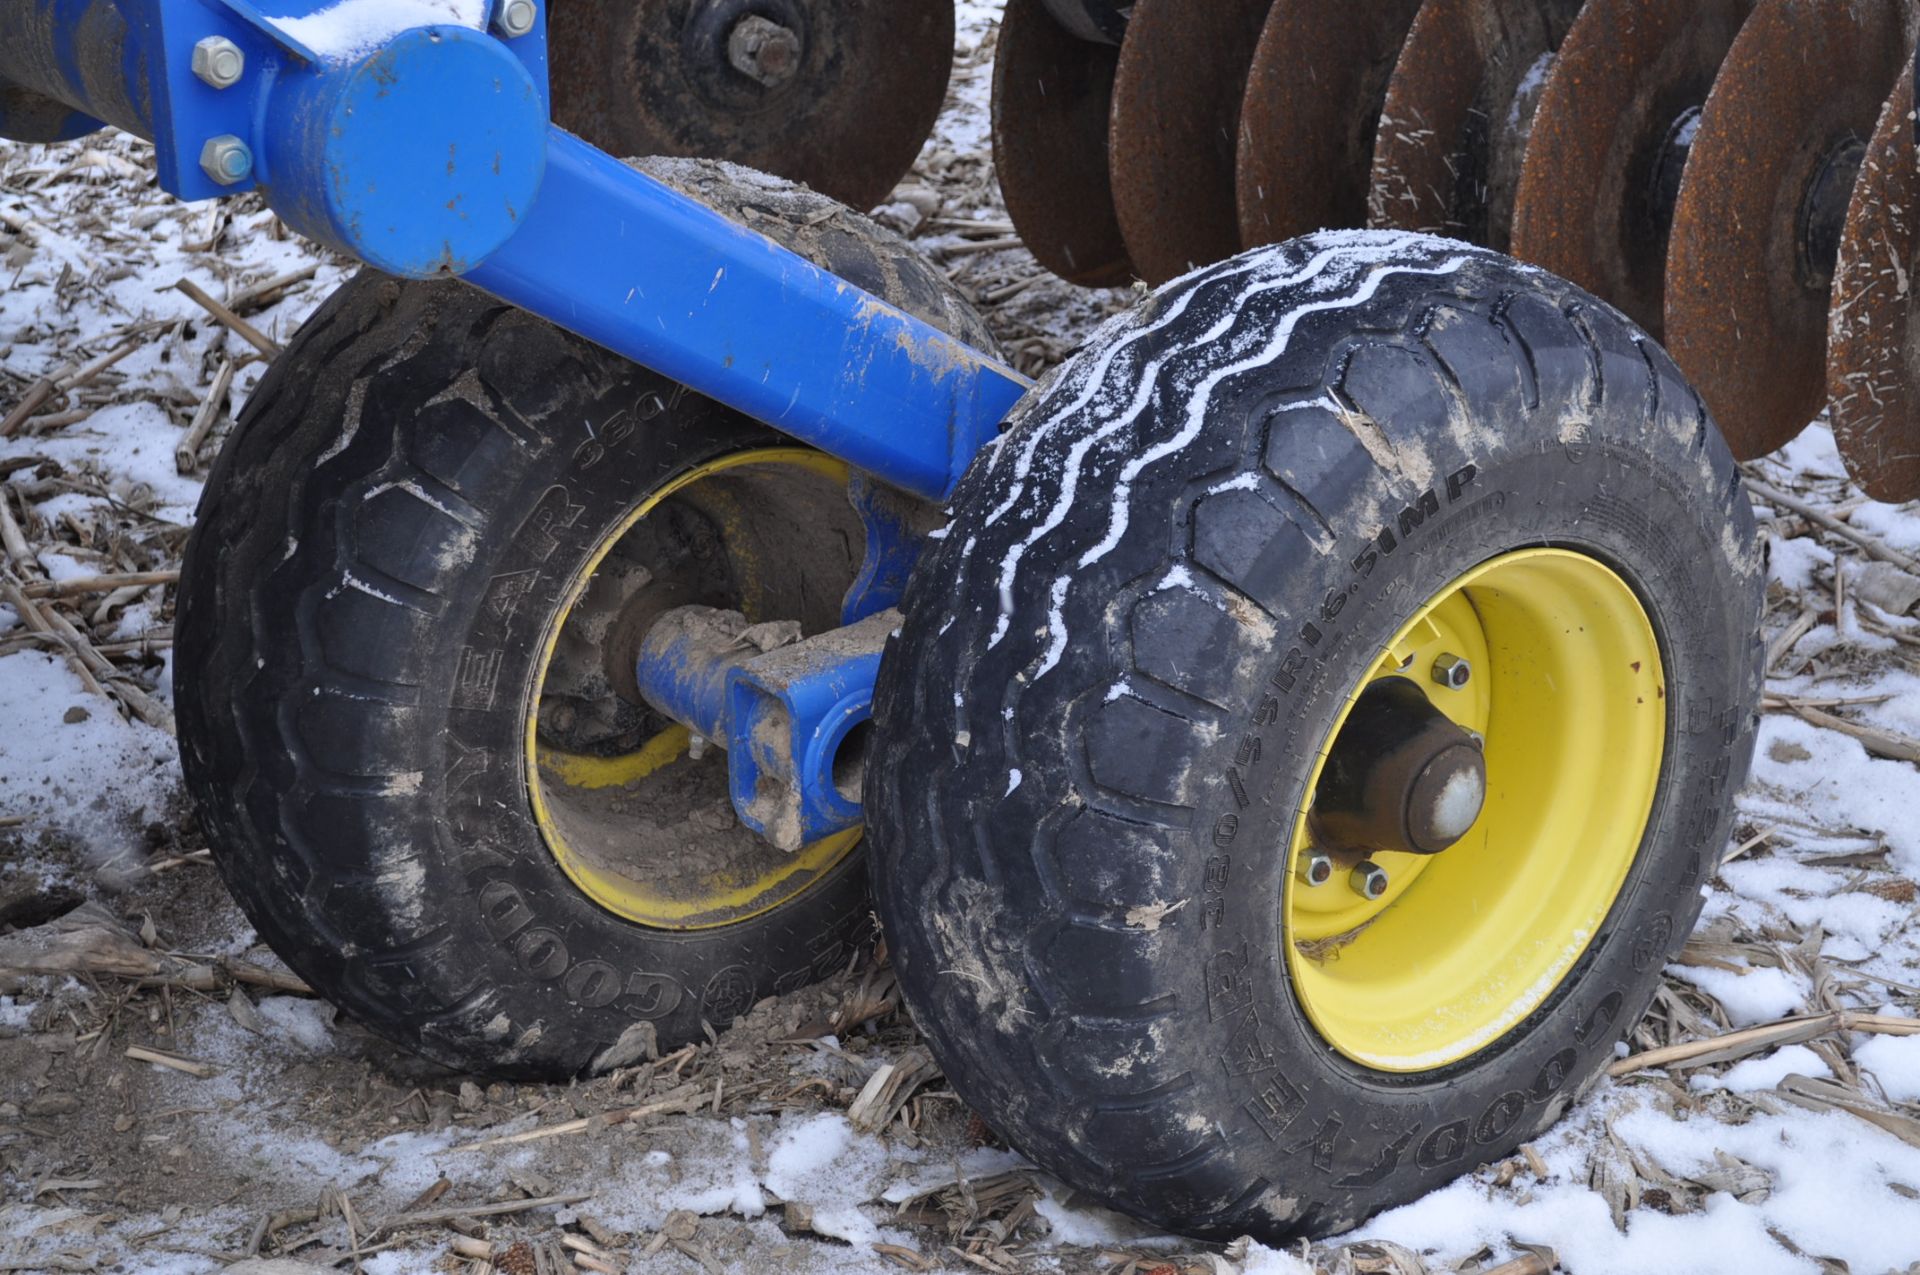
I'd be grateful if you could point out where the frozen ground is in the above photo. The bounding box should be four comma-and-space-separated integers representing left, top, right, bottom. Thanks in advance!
5, 4, 1920, 1273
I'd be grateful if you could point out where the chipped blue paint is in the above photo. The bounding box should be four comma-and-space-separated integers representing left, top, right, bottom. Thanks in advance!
261, 25, 547, 276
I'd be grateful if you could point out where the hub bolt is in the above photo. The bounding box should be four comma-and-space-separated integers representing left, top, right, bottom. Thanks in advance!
199, 135, 253, 186
1349, 860, 1389, 901
1296, 849, 1333, 888
1431, 652, 1471, 690
494, 0, 538, 38
191, 36, 245, 90
728, 15, 803, 89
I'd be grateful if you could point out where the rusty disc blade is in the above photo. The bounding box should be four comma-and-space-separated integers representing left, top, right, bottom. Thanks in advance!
1109, 0, 1274, 285
1367, 0, 1585, 252
1829, 65, 1920, 501
1665, 0, 1909, 462
1236, 0, 1423, 249
547, 0, 953, 211
993, 0, 1134, 286
1509, 0, 1752, 340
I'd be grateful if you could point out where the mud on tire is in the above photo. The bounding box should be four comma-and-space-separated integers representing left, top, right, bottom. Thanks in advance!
867, 231, 1764, 1238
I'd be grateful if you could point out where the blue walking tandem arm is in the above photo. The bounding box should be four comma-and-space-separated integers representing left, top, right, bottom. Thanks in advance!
0, 0, 1033, 848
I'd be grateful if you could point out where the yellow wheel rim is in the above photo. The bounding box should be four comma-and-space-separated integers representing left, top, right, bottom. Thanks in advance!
1284, 548, 1666, 1072
526, 447, 864, 932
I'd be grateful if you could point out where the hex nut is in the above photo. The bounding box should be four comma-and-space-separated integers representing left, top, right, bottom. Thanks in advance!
1296, 849, 1334, 888
1349, 860, 1389, 900
495, 0, 537, 37
199, 135, 253, 186
191, 36, 245, 89
1430, 652, 1472, 690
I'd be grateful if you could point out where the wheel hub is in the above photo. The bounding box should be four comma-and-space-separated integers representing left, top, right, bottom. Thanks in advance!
684, 0, 811, 107
1310, 677, 1488, 860
726, 13, 804, 89
527, 448, 868, 931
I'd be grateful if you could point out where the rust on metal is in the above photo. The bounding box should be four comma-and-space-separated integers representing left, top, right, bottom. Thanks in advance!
1108, 0, 1273, 285
1509, 0, 1752, 340
1367, 0, 1584, 252
992, 0, 1135, 287
546, 0, 952, 211
1666, 0, 1908, 461
1236, 0, 1422, 250
1829, 65, 1920, 501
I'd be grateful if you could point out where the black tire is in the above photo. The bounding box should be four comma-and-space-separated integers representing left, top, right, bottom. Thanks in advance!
176, 161, 995, 1079
867, 232, 1763, 1238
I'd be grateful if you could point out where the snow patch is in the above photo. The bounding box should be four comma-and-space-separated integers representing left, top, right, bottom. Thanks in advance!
267, 0, 488, 60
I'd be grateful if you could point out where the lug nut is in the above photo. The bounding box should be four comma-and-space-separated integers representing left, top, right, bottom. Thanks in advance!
199, 135, 253, 186
1431, 652, 1471, 690
191, 36, 245, 90
728, 14, 803, 88
1349, 860, 1389, 900
1296, 848, 1333, 888
494, 0, 537, 38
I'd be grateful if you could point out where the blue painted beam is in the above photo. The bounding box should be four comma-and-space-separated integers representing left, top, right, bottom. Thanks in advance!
467, 130, 1028, 500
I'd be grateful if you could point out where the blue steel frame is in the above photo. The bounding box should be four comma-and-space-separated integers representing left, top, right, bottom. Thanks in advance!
0, 0, 1033, 845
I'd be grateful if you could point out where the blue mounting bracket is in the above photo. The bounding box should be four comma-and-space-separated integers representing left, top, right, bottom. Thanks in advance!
632, 607, 894, 848
840, 472, 924, 626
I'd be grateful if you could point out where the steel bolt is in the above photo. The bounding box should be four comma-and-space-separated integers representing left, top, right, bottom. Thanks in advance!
1296, 848, 1334, 888
199, 135, 253, 186
1349, 860, 1389, 901
728, 15, 803, 89
494, 0, 538, 38
1431, 652, 1471, 690
191, 36, 245, 90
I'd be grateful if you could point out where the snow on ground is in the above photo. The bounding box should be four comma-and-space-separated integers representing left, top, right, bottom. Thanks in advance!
5, 4, 1920, 1273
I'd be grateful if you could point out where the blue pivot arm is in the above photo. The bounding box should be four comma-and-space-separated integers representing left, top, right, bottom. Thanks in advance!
0, 0, 1032, 503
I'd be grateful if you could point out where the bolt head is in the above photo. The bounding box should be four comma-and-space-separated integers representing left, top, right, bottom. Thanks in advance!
191, 36, 245, 89
1430, 652, 1471, 690
198, 135, 253, 186
1297, 849, 1333, 888
495, 0, 537, 37
1349, 860, 1389, 901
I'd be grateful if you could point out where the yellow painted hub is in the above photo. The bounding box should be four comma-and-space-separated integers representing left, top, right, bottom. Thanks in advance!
1285, 549, 1666, 1072
525, 448, 863, 931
